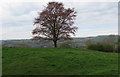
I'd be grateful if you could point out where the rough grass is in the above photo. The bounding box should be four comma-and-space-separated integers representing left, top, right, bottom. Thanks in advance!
2, 47, 118, 75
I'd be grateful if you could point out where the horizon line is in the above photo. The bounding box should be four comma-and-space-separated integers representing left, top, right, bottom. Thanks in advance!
1, 34, 118, 40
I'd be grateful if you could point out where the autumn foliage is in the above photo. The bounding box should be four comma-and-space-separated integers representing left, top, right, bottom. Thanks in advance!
32, 2, 78, 47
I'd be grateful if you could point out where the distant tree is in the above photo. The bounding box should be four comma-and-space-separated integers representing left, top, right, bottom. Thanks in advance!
86, 40, 94, 45
102, 35, 116, 44
32, 2, 78, 47
59, 42, 72, 48
117, 36, 120, 52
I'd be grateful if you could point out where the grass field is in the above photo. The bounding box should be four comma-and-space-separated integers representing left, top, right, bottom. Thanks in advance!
2, 47, 118, 75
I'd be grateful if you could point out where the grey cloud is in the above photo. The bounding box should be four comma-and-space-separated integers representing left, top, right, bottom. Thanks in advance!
2, 2, 45, 16
1, 2, 118, 39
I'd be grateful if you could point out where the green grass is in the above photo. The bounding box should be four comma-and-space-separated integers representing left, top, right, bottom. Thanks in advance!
2, 47, 118, 75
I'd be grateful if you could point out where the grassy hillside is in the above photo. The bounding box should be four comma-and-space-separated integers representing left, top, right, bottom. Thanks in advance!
2, 47, 118, 75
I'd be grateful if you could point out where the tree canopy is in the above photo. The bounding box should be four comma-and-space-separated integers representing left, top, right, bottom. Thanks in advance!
32, 2, 78, 47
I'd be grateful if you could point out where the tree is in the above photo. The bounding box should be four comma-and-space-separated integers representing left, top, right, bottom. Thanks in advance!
32, 2, 78, 47
86, 40, 94, 46
102, 35, 116, 44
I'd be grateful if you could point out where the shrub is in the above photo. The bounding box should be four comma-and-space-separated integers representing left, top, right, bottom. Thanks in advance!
102, 43, 114, 52
118, 43, 120, 53
86, 40, 94, 46
114, 42, 120, 53
59, 42, 72, 48
87, 42, 114, 52
87, 44, 97, 50
15, 44, 30, 48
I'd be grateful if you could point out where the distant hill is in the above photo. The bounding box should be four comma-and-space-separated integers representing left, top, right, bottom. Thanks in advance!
2, 35, 118, 48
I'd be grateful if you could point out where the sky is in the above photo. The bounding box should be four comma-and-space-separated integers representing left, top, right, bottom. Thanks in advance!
0, 0, 119, 40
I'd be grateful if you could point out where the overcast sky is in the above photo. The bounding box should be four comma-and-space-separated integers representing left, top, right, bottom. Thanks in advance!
0, 0, 119, 40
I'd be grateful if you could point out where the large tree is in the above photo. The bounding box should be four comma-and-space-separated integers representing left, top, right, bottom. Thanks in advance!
32, 2, 78, 47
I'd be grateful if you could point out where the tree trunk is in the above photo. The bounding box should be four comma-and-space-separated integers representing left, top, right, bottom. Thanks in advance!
53, 40, 57, 48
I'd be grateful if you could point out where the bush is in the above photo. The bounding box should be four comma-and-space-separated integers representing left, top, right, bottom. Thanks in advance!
114, 43, 120, 53
59, 42, 72, 48
87, 42, 114, 52
118, 43, 120, 53
15, 44, 30, 48
102, 43, 114, 52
